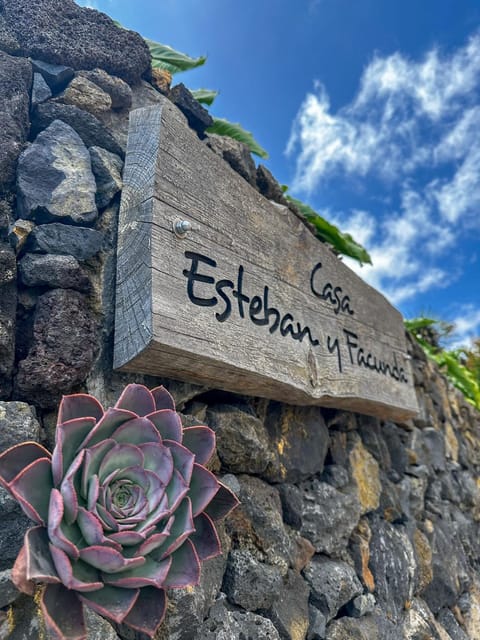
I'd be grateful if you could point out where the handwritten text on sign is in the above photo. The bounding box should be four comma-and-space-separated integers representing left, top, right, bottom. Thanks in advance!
114, 99, 418, 421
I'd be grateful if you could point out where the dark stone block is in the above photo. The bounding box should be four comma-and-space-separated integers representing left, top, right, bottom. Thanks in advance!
205, 133, 256, 186
223, 550, 282, 611
18, 253, 91, 292
0, 51, 32, 194
26, 223, 104, 261
256, 164, 288, 205
263, 570, 310, 640
1, 0, 150, 83
89, 146, 123, 209
32, 102, 124, 158
0, 243, 16, 397
169, 83, 213, 136
15, 288, 98, 408
31, 72, 52, 107
31, 59, 73, 92
78, 69, 133, 110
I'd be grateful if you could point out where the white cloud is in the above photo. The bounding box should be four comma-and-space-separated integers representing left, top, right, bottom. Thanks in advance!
287, 31, 480, 307
446, 306, 480, 349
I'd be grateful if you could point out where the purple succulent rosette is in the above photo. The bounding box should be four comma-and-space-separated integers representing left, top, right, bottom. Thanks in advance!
0, 384, 239, 639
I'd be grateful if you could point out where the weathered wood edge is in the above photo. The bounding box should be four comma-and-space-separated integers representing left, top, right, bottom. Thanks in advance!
113, 106, 166, 369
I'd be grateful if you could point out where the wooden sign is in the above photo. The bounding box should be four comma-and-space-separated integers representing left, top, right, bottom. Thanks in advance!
114, 98, 418, 421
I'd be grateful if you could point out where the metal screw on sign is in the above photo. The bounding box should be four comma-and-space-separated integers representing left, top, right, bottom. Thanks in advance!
173, 219, 192, 239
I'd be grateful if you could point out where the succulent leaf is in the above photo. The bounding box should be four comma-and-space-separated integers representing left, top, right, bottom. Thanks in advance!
103, 554, 172, 588
81, 409, 137, 449
151, 386, 176, 411
9, 457, 53, 525
189, 463, 219, 517
115, 384, 156, 416
110, 417, 162, 445
121, 586, 167, 638
25, 526, 60, 585
49, 545, 103, 592
0, 441, 51, 486
79, 585, 140, 624
48, 490, 81, 561
52, 417, 96, 486
79, 546, 145, 573
147, 409, 183, 442
156, 497, 195, 559
182, 426, 216, 464
41, 583, 86, 640
163, 539, 201, 588
190, 512, 222, 561
58, 393, 104, 425
12, 544, 35, 595
205, 481, 240, 520
163, 440, 195, 483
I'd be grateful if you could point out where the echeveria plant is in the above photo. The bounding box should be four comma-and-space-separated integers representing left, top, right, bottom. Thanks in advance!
0, 384, 238, 639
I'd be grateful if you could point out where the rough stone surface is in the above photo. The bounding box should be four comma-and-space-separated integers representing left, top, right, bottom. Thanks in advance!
307, 605, 327, 640
349, 438, 382, 514
206, 404, 274, 475
205, 133, 257, 186
368, 519, 416, 622
0, 568, 18, 608
297, 479, 361, 556
325, 615, 381, 640
18, 253, 91, 292
0, 242, 16, 397
31, 59, 74, 91
15, 288, 98, 408
89, 145, 123, 208
223, 549, 282, 611
31, 72, 52, 107
78, 68, 133, 110
263, 403, 330, 482
17, 119, 98, 225
264, 569, 310, 640
0, 0, 151, 83
25, 222, 104, 261
170, 83, 214, 135
0, 401, 40, 450
32, 101, 124, 157
346, 594, 376, 618
256, 164, 289, 205
57, 75, 112, 115
0, 486, 31, 571
198, 596, 281, 640
84, 608, 119, 640
0, 51, 32, 194
304, 555, 363, 621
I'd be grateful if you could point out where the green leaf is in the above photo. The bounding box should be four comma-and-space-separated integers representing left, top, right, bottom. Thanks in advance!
190, 89, 219, 106
404, 317, 437, 333
145, 39, 207, 74
206, 117, 269, 159
285, 195, 372, 265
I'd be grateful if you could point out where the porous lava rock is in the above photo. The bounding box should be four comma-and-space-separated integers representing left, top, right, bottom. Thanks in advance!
0, 0, 150, 83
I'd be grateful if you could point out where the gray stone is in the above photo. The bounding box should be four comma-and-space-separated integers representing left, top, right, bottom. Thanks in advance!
307, 605, 327, 640
279, 483, 304, 529
3, 593, 44, 639
298, 479, 361, 556
368, 519, 415, 623
15, 288, 98, 408
422, 427, 447, 471
321, 464, 350, 489
264, 569, 310, 640
17, 119, 98, 225
26, 223, 104, 261
382, 421, 408, 479
205, 133, 257, 186
0, 487, 31, 571
0, 51, 32, 193
436, 608, 469, 640
403, 597, 445, 640
227, 475, 292, 572
32, 102, 124, 157
0, 569, 19, 607
89, 146, 123, 209
0, 401, 40, 450
264, 403, 330, 482
8, 218, 34, 253
169, 83, 214, 135
325, 616, 380, 640
223, 549, 282, 611
206, 404, 274, 475
346, 594, 376, 618
84, 608, 119, 639
1, 0, 150, 83
304, 555, 363, 621
256, 164, 289, 205
198, 596, 281, 640
18, 253, 91, 292
0, 12, 19, 54
31, 72, 52, 107
357, 415, 391, 471
0, 243, 16, 397
56, 75, 112, 115
31, 59, 74, 92
78, 69, 132, 110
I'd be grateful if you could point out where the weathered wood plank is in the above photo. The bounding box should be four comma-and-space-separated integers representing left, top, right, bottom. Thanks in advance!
114, 99, 419, 421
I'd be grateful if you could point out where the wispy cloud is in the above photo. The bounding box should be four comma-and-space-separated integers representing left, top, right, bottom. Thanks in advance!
287, 32, 480, 310
446, 306, 480, 349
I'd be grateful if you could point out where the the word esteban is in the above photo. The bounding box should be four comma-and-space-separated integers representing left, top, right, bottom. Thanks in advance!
182, 251, 408, 385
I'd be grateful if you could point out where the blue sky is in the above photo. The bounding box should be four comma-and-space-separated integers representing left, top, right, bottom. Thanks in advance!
78, 0, 480, 348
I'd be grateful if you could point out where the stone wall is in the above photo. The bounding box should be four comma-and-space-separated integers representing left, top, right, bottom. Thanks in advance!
1, 2, 480, 639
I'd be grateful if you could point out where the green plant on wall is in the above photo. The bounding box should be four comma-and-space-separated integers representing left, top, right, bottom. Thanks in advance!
405, 317, 480, 411
0, 384, 238, 639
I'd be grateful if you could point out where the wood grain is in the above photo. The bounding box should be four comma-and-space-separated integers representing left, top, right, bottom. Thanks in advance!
114, 99, 419, 421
